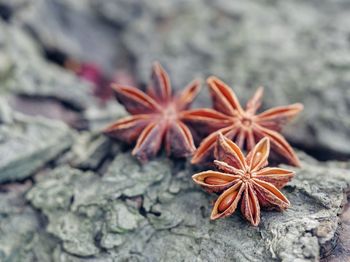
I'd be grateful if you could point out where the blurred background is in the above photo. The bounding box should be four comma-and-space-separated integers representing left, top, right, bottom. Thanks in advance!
0, 1, 350, 261
1, 0, 350, 161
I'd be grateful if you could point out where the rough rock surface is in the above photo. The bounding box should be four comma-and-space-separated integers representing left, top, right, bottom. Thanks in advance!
23, 151, 350, 261
83, 101, 127, 132
56, 132, 119, 172
0, 182, 56, 262
0, 21, 95, 110
0, 100, 74, 182
8, 0, 129, 75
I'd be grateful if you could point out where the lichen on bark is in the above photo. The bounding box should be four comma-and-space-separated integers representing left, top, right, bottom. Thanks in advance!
23, 151, 350, 261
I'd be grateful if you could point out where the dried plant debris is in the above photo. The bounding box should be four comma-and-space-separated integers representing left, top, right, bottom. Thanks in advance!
0, 110, 74, 182
21, 152, 350, 261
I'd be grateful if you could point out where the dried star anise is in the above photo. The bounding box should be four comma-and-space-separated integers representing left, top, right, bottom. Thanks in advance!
192, 133, 294, 226
187, 76, 303, 166
104, 62, 202, 163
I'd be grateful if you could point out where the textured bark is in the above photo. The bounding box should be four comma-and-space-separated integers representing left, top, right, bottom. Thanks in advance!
0, 21, 95, 110
0, 100, 74, 182
0, 1, 349, 261
20, 152, 350, 261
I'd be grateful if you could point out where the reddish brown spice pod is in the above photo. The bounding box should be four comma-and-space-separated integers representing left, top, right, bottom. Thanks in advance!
186, 77, 303, 166
192, 134, 294, 226
104, 62, 206, 163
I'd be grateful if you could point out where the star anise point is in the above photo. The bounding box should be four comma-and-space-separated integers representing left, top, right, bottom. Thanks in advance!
190, 77, 303, 167
193, 135, 294, 226
104, 62, 206, 163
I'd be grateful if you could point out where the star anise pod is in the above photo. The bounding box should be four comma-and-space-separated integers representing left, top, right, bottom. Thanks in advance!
104, 62, 202, 163
192, 133, 294, 226
188, 76, 303, 166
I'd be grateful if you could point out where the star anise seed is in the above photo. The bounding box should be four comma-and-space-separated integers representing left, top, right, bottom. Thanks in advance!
104, 62, 203, 163
192, 133, 294, 226
185, 76, 303, 166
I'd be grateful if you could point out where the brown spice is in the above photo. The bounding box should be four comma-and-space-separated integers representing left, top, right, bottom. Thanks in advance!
192, 133, 294, 226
